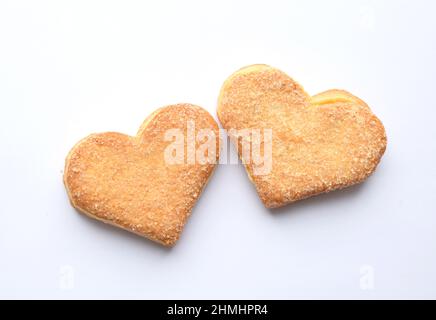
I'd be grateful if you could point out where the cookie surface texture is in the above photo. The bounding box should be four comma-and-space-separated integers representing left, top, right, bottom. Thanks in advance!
64, 104, 219, 246
217, 65, 386, 208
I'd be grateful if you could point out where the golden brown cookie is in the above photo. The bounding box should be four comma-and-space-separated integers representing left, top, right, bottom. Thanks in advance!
64, 104, 219, 246
217, 64, 387, 208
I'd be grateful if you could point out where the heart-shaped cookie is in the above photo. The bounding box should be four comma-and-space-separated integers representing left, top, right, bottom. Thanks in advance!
218, 65, 387, 208
64, 104, 219, 246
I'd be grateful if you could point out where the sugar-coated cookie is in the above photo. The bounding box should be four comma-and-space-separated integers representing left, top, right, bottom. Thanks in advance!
64, 104, 219, 246
217, 64, 387, 208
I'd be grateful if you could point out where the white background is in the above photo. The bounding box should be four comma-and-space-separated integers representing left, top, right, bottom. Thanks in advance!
1, 0, 435, 299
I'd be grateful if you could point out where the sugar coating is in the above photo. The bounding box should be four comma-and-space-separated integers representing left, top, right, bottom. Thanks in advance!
217, 65, 387, 208
64, 104, 220, 246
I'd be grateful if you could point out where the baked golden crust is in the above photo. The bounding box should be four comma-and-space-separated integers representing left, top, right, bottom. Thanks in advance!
64, 104, 219, 246
217, 65, 387, 208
